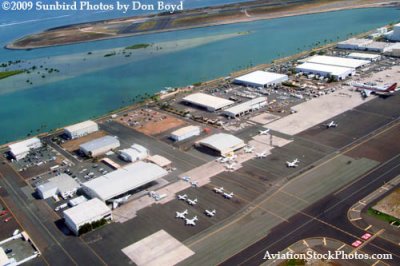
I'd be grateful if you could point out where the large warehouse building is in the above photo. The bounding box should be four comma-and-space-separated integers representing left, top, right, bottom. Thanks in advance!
387, 22, 400, 41
36, 174, 80, 199
233, 71, 288, 87
8, 137, 42, 161
346, 53, 381, 61
63, 198, 111, 235
182, 93, 234, 112
64, 120, 98, 139
302, 55, 369, 69
336, 38, 373, 50
296, 62, 355, 80
198, 133, 245, 155
170, 125, 201, 142
80, 136, 120, 157
82, 161, 168, 202
223, 97, 267, 118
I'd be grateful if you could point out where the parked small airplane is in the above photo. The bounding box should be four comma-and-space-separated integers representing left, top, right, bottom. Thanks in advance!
205, 209, 216, 217
176, 209, 188, 219
256, 151, 268, 158
244, 146, 254, 153
213, 187, 224, 194
191, 181, 199, 187
225, 162, 236, 171
185, 216, 198, 226
324, 121, 338, 128
286, 159, 299, 168
259, 129, 270, 135
177, 194, 188, 200
223, 192, 234, 199
182, 176, 191, 182
186, 198, 198, 206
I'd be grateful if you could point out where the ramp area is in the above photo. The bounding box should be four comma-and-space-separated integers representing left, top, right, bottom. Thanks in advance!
122, 230, 194, 266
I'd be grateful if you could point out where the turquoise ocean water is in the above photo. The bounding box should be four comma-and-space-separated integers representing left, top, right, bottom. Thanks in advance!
0, 4, 399, 144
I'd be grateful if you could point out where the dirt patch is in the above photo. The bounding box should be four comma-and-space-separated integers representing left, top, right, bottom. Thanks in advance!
117, 109, 186, 136
373, 188, 400, 220
61, 131, 107, 152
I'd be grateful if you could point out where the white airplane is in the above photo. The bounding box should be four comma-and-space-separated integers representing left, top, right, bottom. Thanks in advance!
177, 194, 188, 200
244, 146, 254, 153
324, 121, 338, 128
191, 181, 199, 187
216, 157, 229, 163
205, 209, 216, 217
187, 198, 198, 206
352, 82, 398, 97
176, 209, 188, 219
259, 129, 270, 135
286, 159, 300, 168
213, 187, 224, 194
225, 162, 236, 171
185, 216, 198, 226
182, 176, 191, 182
256, 151, 268, 158
223, 192, 234, 199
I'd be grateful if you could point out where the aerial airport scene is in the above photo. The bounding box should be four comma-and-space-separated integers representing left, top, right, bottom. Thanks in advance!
0, 0, 400, 265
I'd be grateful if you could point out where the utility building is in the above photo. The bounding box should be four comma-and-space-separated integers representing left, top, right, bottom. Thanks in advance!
223, 97, 267, 118
170, 126, 201, 141
346, 53, 381, 61
182, 93, 234, 112
64, 120, 98, 139
82, 161, 168, 202
8, 137, 42, 161
80, 136, 120, 157
119, 144, 148, 162
36, 174, 80, 199
198, 133, 245, 156
63, 198, 111, 235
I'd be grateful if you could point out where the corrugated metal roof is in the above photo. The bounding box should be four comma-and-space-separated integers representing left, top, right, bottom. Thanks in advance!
170, 125, 200, 137
64, 120, 98, 133
224, 97, 267, 116
183, 93, 234, 110
80, 136, 119, 152
296, 62, 354, 76
304, 55, 369, 69
9, 137, 41, 155
199, 133, 245, 154
234, 71, 288, 86
82, 161, 168, 201
63, 198, 110, 225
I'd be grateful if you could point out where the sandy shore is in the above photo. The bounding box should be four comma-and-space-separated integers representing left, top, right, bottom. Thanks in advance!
6, 0, 400, 50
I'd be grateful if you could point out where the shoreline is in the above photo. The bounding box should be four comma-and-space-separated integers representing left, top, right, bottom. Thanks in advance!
6, 0, 398, 50
0, 23, 376, 149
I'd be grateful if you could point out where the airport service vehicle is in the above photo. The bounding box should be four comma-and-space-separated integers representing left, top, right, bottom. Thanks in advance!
353, 82, 398, 97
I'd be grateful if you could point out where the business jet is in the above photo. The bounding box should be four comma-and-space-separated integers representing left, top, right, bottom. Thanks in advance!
185, 216, 198, 226
213, 187, 224, 194
205, 209, 216, 217
186, 198, 198, 206
259, 129, 271, 135
286, 159, 299, 168
324, 121, 338, 128
177, 194, 187, 200
223, 192, 234, 199
256, 151, 268, 158
176, 209, 188, 219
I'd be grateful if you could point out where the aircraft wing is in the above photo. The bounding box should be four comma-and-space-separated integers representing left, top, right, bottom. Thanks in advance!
363, 90, 372, 97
